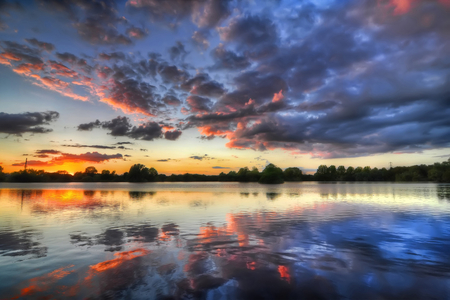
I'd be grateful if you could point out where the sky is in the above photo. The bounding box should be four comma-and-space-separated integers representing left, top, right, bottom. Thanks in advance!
0, 0, 449, 175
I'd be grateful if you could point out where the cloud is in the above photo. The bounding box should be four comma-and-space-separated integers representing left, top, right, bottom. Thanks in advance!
100, 78, 159, 116
218, 14, 278, 48
77, 116, 181, 142
126, 26, 148, 39
162, 94, 182, 106
12, 151, 123, 167
102, 116, 132, 136
115, 142, 133, 145
77, 120, 101, 131
128, 121, 163, 141
212, 166, 231, 169
181, 73, 225, 97
35, 149, 61, 155
190, 154, 213, 161
164, 130, 182, 141
62, 144, 117, 149
157, 158, 171, 162
0, 111, 59, 135
186, 95, 213, 113
210, 44, 250, 70
1, 40, 43, 64
40, 0, 137, 46
169, 41, 188, 62
126, 0, 231, 28
192, 30, 210, 50
25, 38, 55, 52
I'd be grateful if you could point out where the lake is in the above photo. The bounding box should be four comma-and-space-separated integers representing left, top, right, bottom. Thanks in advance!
1, 182, 450, 299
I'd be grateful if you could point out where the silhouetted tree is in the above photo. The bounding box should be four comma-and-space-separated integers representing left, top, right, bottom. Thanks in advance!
128, 164, 158, 182
259, 163, 284, 184
283, 167, 302, 181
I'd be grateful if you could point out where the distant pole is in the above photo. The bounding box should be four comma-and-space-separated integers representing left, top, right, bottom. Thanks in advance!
389, 162, 392, 169
24, 158, 27, 170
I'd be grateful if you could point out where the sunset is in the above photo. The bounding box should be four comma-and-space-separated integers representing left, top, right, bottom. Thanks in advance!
0, 0, 449, 175
1, 0, 450, 299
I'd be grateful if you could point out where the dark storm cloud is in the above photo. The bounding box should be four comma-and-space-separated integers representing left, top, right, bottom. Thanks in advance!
162, 94, 182, 106
0, 111, 59, 135
126, 26, 148, 39
77, 120, 101, 131
164, 130, 182, 141
115, 142, 133, 145
77, 116, 181, 142
62, 144, 117, 149
218, 14, 278, 48
218, 71, 287, 108
35, 149, 61, 155
24, 38, 55, 52
190, 154, 213, 161
181, 73, 225, 97
1, 41, 43, 64
74, 19, 132, 45
169, 41, 188, 62
102, 116, 132, 136
102, 78, 161, 116
210, 44, 251, 70
126, 0, 231, 28
39, 0, 141, 46
128, 121, 163, 141
186, 95, 213, 113
98, 52, 126, 61
157, 63, 190, 84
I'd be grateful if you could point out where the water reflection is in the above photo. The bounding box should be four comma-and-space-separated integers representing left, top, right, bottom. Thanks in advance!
0, 183, 450, 299
437, 184, 450, 201
0, 228, 47, 259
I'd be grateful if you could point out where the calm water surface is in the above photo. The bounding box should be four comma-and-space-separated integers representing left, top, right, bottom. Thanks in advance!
1, 182, 450, 299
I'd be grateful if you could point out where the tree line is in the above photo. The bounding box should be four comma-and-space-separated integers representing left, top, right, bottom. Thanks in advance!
313, 159, 450, 182
0, 158, 449, 183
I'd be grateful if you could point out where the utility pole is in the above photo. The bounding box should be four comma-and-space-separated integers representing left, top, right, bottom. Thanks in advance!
389, 162, 393, 169
24, 158, 27, 171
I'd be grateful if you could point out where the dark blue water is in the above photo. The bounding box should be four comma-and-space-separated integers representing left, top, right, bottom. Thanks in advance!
0, 182, 449, 299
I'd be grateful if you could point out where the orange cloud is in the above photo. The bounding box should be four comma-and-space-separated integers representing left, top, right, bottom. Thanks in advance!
12, 152, 123, 167
31, 74, 89, 101
13, 63, 45, 75
272, 90, 284, 103
49, 61, 79, 78
1, 52, 21, 61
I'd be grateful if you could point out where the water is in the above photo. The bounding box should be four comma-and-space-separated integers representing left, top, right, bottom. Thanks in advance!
0, 182, 450, 299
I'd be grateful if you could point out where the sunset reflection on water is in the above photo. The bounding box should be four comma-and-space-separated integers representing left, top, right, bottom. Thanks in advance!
1, 182, 450, 299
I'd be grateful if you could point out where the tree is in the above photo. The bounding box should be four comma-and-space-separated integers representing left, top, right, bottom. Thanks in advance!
128, 164, 158, 182
328, 165, 337, 180
129, 164, 149, 182
315, 165, 329, 181
284, 167, 302, 181
337, 166, 346, 180
259, 163, 284, 184
84, 166, 98, 176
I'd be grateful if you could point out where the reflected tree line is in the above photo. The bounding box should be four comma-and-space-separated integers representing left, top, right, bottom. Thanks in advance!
1, 158, 449, 183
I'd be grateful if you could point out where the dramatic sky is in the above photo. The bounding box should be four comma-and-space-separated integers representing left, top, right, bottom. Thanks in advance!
1, 0, 449, 174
